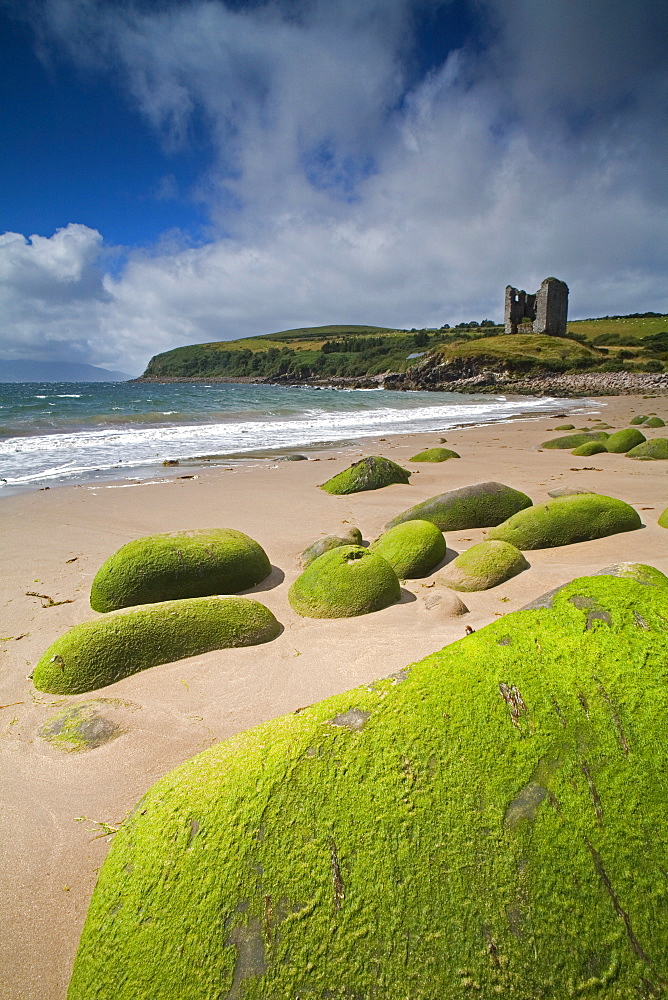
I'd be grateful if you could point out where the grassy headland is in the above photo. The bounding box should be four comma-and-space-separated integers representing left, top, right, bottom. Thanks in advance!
138, 313, 668, 385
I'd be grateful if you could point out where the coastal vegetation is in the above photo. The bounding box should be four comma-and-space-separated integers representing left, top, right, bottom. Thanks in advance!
139, 313, 668, 383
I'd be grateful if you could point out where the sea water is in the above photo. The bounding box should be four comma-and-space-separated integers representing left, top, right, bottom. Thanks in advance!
0, 381, 588, 494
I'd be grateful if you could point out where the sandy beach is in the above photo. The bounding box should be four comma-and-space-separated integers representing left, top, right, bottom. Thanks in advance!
1, 393, 667, 1000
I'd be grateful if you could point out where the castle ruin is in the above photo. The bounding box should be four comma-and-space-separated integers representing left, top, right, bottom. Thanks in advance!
504, 277, 569, 336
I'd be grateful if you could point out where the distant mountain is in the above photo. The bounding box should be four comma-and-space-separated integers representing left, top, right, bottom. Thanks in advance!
0, 360, 132, 382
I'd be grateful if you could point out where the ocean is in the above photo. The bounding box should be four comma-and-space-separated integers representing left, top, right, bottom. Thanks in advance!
0, 381, 587, 495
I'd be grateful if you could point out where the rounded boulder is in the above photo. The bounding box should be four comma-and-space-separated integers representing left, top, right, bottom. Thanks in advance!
386, 481, 532, 532
409, 447, 460, 462
627, 438, 668, 460
571, 441, 608, 456
90, 529, 272, 612
67, 575, 668, 999
540, 431, 609, 449
299, 527, 363, 569
33, 596, 282, 695
319, 456, 411, 495
487, 493, 642, 549
437, 540, 528, 591
288, 545, 400, 618
370, 520, 446, 578
604, 428, 646, 454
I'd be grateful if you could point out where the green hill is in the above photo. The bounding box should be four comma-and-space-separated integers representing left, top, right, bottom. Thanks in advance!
140, 315, 668, 381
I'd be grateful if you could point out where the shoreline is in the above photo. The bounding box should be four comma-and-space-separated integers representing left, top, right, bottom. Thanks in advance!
2, 393, 668, 998
133, 369, 668, 395
0, 391, 589, 499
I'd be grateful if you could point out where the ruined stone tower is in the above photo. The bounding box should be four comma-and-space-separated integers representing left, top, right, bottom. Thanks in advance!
504, 277, 569, 336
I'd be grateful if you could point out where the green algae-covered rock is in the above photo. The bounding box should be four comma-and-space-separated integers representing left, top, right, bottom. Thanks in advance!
33, 597, 282, 695
644, 416, 665, 427
522, 562, 668, 611
90, 529, 272, 613
627, 437, 668, 460
288, 545, 400, 618
604, 428, 646, 453
409, 447, 460, 462
658, 509, 668, 529
319, 456, 410, 495
540, 431, 609, 449
487, 493, 641, 550
38, 698, 137, 752
630, 415, 648, 424
437, 539, 529, 592
370, 520, 446, 578
553, 423, 575, 430
68, 575, 668, 1000
571, 441, 608, 456
598, 562, 668, 587
299, 527, 363, 569
386, 481, 532, 532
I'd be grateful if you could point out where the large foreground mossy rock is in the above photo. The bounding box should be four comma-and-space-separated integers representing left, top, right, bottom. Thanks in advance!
487, 493, 641, 549
319, 456, 410, 495
386, 481, 532, 531
90, 529, 272, 612
409, 447, 460, 462
604, 428, 646, 453
540, 431, 609, 449
370, 520, 446, 578
68, 575, 668, 999
571, 440, 607, 456
33, 597, 281, 694
437, 539, 528, 591
288, 545, 400, 618
627, 437, 668, 460
299, 527, 363, 569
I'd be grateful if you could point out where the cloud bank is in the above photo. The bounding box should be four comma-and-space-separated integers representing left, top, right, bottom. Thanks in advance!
2, 0, 667, 374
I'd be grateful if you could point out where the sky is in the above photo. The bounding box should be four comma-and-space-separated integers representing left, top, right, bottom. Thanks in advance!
0, 0, 666, 376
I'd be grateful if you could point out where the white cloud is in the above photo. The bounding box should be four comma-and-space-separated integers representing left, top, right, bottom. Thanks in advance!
2, 0, 667, 374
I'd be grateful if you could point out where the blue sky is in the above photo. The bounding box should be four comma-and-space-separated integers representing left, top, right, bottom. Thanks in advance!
0, 0, 666, 375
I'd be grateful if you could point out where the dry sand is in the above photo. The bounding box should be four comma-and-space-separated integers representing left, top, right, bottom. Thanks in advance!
1, 394, 667, 999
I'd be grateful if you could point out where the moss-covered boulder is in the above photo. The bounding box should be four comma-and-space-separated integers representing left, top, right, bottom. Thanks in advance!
644, 416, 665, 428
33, 597, 281, 695
540, 431, 609, 449
90, 529, 272, 613
658, 509, 668, 529
547, 486, 593, 498
627, 437, 668, 460
299, 528, 363, 569
68, 575, 668, 999
319, 457, 410, 495
409, 447, 460, 462
522, 562, 667, 611
553, 423, 575, 430
386, 481, 532, 532
370, 520, 446, 579
288, 545, 400, 618
437, 540, 529, 591
604, 428, 646, 454
630, 415, 648, 424
487, 493, 641, 550
597, 562, 668, 587
571, 441, 608, 456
